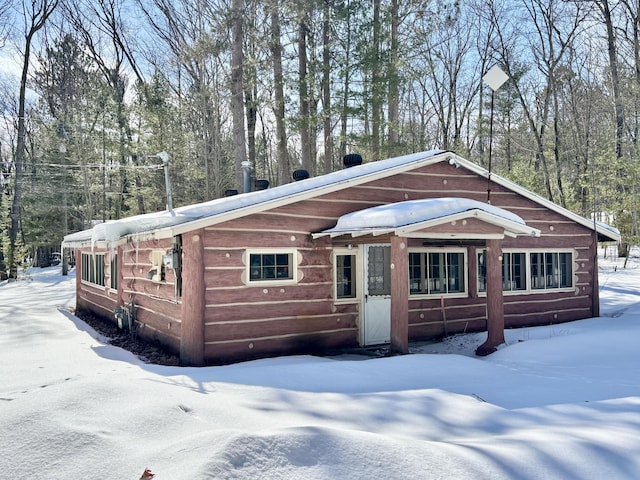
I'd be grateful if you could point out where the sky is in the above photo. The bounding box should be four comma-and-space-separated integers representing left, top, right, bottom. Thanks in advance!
0, 248, 639, 479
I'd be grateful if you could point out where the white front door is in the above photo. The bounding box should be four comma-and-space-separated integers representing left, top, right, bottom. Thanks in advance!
363, 244, 391, 345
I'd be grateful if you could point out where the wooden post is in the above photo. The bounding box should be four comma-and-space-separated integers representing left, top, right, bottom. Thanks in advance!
390, 235, 409, 354
591, 233, 600, 318
180, 229, 205, 366
476, 238, 505, 356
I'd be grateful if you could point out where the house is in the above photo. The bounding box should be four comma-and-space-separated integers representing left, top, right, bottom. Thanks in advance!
62, 150, 620, 365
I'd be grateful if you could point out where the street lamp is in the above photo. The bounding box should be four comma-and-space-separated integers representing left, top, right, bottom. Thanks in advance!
483, 65, 509, 204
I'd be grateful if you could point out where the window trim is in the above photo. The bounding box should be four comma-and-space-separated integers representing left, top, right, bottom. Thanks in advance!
408, 247, 468, 299
477, 248, 575, 296
333, 247, 360, 303
245, 248, 299, 286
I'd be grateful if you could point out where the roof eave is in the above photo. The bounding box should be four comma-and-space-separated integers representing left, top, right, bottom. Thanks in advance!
449, 154, 621, 243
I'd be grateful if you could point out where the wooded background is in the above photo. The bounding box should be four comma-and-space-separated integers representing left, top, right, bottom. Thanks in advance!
0, 0, 636, 277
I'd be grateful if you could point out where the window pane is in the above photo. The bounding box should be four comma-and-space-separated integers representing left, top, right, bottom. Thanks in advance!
409, 252, 423, 294
512, 253, 526, 290
275, 254, 291, 278
531, 253, 545, 289
263, 254, 275, 267
367, 246, 390, 295
336, 254, 356, 299
560, 253, 572, 287
96, 255, 105, 286
249, 254, 262, 280
428, 252, 446, 293
447, 252, 464, 292
545, 253, 559, 288
477, 251, 486, 293
110, 256, 118, 290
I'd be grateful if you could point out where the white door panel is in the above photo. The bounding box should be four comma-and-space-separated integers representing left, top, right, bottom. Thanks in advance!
363, 245, 391, 345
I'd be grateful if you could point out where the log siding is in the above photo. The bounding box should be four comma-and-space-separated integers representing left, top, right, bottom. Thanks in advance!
69, 152, 614, 364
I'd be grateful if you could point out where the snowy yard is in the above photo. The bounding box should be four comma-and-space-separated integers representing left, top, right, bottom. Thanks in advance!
1, 252, 640, 479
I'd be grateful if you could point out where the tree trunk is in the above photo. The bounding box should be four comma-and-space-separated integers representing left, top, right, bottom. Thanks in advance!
298, 9, 311, 173
322, 0, 333, 174
269, 1, 289, 185
599, 0, 624, 159
231, 0, 247, 189
9, 0, 59, 278
371, 0, 381, 161
387, 0, 399, 151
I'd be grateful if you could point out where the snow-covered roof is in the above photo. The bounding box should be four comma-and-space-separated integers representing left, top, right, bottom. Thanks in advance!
62, 149, 620, 248
313, 198, 540, 239
63, 150, 449, 247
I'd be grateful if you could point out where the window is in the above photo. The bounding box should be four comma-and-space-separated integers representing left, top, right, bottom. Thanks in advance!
478, 250, 572, 293
248, 251, 295, 282
335, 252, 357, 299
110, 254, 118, 290
409, 249, 466, 296
368, 246, 391, 295
81, 253, 105, 287
531, 252, 572, 290
478, 251, 526, 292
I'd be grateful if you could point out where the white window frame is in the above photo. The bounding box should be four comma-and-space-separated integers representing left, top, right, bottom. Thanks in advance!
333, 247, 360, 303
245, 248, 299, 286
408, 247, 468, 299
477, 248, 575, 296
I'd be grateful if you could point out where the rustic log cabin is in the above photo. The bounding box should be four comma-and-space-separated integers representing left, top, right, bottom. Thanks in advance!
62, 150, 620, 365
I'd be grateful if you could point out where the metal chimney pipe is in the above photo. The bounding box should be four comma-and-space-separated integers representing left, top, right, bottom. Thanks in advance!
156, 151, 174, 215
242, 161, 252, 193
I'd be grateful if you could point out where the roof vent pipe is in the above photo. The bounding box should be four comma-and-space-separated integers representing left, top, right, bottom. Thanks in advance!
343, 153, 363, 168
254, 179, 270, 190
292, 169, 310, 181
242, 161, 252, 193
156, 151, 174, 216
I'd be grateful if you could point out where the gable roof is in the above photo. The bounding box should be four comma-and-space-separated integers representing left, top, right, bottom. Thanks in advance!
62, 149, 620, 248
312, 198, 541, 239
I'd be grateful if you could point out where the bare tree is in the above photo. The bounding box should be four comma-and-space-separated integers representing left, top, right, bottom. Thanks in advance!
8, 0, 59, 278
231, 0, 247, 189
321, 0, 332, 174
597, 0, 624, 159
297, 1, 312, 173
268, 0, 289, 185
63, 0, 145, 215
387, 0, 400, 150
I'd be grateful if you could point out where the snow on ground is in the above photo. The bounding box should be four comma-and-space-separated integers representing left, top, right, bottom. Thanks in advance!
1, 251, 640, 479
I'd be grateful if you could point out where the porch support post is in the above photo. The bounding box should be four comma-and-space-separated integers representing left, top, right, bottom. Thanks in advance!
591, 232, 600, 318
390, 235, 409, 354
180, 229, 205, 366
476, 238, 505, 356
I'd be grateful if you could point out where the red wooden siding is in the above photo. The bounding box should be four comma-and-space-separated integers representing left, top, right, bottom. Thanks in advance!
75, 248, 119, 320
120, 239, 182, 353
73, 158, 601, 364
201, 227, 358, 363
